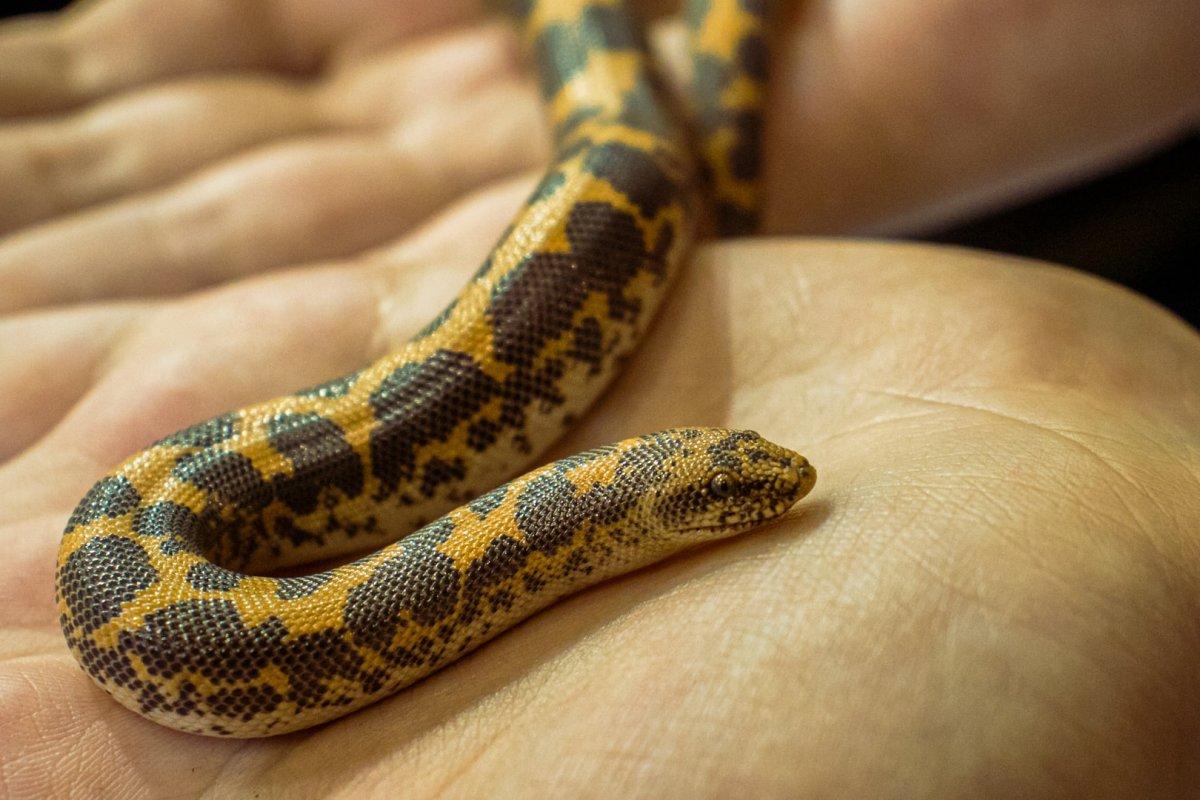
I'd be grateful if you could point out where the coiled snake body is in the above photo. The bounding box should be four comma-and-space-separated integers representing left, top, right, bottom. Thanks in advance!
55, 0, 815, 737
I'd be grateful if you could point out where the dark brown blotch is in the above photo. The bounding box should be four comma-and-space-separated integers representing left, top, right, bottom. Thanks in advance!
368, 350, 501, 496
64, 476, 141, 533
342, 519, 461, 653
267, 412, 365, 514
59, 535, 158, 633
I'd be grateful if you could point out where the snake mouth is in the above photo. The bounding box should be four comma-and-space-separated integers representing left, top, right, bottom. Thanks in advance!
689, 520, 762, 535
684, 510, 786, 535
682, 494, 807, 535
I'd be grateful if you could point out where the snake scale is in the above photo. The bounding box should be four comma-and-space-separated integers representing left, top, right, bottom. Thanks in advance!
54, 0, 815, 737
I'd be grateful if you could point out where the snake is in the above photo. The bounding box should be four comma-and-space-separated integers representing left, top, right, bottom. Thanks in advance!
54, 0, 815, 738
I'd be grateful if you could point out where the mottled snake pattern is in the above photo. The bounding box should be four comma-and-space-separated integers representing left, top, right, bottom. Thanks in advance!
54, 0, 815, 737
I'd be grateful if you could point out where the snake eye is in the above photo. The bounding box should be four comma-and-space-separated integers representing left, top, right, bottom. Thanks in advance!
708, 471, 735, 500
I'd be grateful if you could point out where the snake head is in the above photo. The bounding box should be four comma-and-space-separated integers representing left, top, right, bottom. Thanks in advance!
640, 428, 816, 539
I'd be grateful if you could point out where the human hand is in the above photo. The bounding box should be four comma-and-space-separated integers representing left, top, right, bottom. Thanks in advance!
1, 0, 1198, 313
3, 180, 1199, 794
2, 1, 1200, 797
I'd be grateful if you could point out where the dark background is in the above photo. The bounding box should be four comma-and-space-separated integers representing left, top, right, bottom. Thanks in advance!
5, 1, 1197, 327
931, 140, 1198, 328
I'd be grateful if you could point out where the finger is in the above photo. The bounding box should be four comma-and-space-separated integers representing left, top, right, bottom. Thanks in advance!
762, 0, 1200, 234
372, 169, 539, 269
0, 513, 71, 631
0, 171, 528, 525
0, 23, 522, 234
0, 0, 482, 117
316, 21, 523, 130
0, 78, 320, 234
0, 302, 144, 464
0, 80, 546, 312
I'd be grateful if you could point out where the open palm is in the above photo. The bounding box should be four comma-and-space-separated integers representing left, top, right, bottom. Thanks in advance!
2, 1, 1199, 797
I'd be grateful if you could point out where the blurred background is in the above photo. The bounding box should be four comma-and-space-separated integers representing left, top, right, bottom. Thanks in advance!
930, 139, 1198, 329
4, 0, 1197, 327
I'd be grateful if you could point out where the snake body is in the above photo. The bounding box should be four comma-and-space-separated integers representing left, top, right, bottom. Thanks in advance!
55, 0, 814, 737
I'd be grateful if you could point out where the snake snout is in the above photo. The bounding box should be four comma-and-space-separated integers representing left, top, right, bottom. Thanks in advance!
780, 455, 816, 501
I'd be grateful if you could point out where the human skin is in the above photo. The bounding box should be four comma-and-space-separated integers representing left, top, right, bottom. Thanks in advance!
2, 1, 1200, 798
